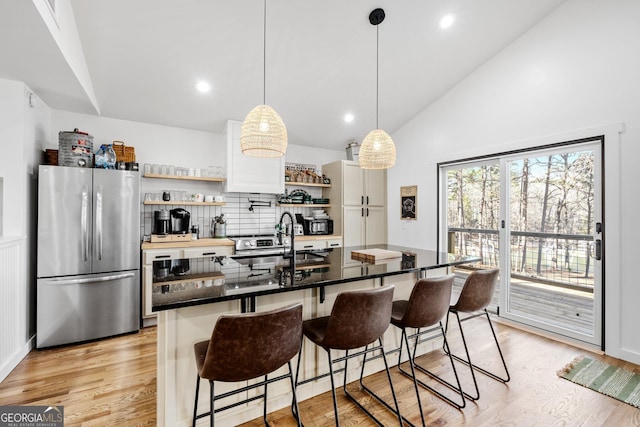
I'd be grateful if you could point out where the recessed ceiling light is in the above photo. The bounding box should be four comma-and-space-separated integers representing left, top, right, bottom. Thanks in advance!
344, 113, 354, 123
439, 13, 456, 29
196, 81, 211, 93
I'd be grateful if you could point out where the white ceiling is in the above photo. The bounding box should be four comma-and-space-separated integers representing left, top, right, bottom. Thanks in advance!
2, 0, 568, 151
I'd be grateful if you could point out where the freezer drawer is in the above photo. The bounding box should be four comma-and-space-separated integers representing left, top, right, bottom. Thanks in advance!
37, 271, 140, 348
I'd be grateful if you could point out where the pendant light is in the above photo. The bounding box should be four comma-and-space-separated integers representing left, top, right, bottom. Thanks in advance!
240, 0, 287, 158
359, 8, 396, 169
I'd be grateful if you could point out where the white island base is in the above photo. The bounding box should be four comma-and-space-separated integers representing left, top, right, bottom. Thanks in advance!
156, 270, 449, 426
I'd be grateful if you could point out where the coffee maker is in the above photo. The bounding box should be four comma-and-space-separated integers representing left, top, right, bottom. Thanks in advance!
170, 208, 191, 234
154, 210, 171, 235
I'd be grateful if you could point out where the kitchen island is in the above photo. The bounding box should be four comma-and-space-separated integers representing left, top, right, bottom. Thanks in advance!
155, 244, 479, 426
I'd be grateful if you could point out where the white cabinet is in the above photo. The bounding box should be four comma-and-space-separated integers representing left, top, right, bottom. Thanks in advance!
295, 240, 325, 251
224, 119, 285, 194
343, 162, 386, 207
143, 249, 181, 265
325, 238, 342, 249
182, 246, 233, 258
294, 236, 342, 251
322, 160, 387, 246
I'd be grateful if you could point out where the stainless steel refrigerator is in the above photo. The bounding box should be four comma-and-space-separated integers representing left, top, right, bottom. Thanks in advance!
37, 165, 140, 348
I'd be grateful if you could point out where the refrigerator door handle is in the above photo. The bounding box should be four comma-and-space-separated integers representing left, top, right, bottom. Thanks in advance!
96, 185, 103, 260
81, 187, 89, 262
40, 272, 136, 286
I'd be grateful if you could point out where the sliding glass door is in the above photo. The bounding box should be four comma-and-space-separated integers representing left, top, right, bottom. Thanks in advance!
440, 138, 603, 345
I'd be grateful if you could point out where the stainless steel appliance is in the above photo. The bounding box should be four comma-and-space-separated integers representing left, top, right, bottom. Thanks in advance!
154, 209, 171, 235
154, 259, 171, 279
229, 234, 291, 257
36, 165, 140, 348
170, 208, 190, 234
287, 223, 304, 236
303, 218, 333, 235
171, 259, 190, 276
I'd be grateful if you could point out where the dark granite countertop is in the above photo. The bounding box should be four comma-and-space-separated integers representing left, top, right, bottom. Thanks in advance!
151, 244, 481, 312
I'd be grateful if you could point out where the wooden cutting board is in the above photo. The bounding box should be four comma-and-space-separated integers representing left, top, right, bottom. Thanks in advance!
351, 249, 403, 263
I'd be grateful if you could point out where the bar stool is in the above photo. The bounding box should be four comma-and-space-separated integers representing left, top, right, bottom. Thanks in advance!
444, 268, 510, 401
295, 285, 404, 426
192, 303, 303, 427
390, 275, 465, 426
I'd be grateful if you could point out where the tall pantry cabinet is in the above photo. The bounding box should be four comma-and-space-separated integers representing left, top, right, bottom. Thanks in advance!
322, 160, 387, 247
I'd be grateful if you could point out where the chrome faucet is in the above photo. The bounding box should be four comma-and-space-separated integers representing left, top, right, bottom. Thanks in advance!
278, 211, 296, 287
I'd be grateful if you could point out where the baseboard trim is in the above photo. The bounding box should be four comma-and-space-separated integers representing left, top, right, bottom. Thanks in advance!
142, 317, 157, 328
0, 334, 36, 383
493, 317, 603, 355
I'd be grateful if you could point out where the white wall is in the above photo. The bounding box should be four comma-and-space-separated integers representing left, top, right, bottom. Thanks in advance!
50, 111, 344, 239
388, 0, 640, 363
51, 110, 344, 174
32, 0, 99, 112
0, 78, 51, 382
51, 110, 225, 168
0, 80, 27, 235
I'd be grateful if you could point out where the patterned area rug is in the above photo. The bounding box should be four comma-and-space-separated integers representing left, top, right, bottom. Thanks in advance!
558, 355, 640, 408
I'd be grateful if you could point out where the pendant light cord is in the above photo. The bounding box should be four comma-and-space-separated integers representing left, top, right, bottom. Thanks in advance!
376, 24, 379, 129
263, 0, 267, 105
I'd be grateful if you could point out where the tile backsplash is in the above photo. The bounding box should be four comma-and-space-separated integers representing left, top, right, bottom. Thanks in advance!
141, 187, 328, 240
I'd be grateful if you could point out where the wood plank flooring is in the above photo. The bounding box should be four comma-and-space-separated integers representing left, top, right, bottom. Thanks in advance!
1, 322, 639, 426
0, 328, 156, 426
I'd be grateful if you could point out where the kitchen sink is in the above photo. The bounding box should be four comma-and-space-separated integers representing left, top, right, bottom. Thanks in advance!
231, 251, 327, 268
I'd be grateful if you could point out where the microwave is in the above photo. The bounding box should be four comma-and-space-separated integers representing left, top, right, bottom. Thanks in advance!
303, 218, 333, 235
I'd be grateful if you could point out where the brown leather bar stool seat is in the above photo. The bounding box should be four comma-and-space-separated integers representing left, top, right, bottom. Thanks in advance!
295, 285, 405, 426
445, 268, 511, 401
192, 303, 303, 427
390, 275, 465, 425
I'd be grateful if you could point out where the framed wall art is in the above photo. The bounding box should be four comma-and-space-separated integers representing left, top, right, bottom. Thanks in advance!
401, 185, 417, 220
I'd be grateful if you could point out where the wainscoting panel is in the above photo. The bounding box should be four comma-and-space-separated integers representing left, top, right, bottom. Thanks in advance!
0, 237, 27, 382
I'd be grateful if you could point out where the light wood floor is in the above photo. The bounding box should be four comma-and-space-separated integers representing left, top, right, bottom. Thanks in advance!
1, 322, 639, 426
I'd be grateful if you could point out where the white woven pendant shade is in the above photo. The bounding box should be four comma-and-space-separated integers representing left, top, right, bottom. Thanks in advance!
359, 129, 396, 169
360, 8, 395, 170
240, 104, 288, 158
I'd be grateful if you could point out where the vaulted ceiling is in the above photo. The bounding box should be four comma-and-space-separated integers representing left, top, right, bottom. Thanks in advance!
0, 0, 567, 151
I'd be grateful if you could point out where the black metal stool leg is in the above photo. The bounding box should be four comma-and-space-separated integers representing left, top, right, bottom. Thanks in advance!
345, 340, 410, 426
398, 322, 466, 409
406, 323, 466, 408
377, 339, 404, 427
287, 360, 303, 427
482, 311, 511, 382
263, 375, 269, 425
445, 311, 480, 401
193, 374, 200, 427
292, 344, 303, 420
327, 349, 341, 427
209, 380, 215, 427
447, 310, 510, 383
398, 328, 426, 425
